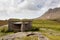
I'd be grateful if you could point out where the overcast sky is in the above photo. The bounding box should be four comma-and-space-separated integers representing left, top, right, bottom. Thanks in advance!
0, 0, 60, 20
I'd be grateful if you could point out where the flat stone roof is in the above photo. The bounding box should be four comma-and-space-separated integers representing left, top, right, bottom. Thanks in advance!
13, 22, 29, 24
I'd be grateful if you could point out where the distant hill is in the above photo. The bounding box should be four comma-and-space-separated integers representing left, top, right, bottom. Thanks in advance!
0, 20, 7, 26
38, 7, 60, 20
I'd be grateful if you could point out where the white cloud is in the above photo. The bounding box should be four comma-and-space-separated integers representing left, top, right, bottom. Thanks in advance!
0, 0, 60, 20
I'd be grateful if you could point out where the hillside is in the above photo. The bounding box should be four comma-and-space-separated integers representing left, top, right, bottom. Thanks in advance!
0, 20, 7, 26
38, 7, 60, 20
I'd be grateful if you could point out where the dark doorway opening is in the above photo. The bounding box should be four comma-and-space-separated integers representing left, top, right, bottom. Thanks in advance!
14, 24, 21, 29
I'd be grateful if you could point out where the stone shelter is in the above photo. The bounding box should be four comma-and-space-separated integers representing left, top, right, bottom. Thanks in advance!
8, 19, 32, 32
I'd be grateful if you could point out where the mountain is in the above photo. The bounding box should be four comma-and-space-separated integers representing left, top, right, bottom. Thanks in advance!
38, 7, 60, 20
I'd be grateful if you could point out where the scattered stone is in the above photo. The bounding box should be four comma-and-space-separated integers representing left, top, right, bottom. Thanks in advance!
0, 32, 49, 40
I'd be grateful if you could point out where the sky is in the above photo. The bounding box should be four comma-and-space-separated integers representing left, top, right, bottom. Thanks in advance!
0, 0, 60, 20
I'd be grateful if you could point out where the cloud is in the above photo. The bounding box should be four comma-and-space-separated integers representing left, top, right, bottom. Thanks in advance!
0, 0, 60, 20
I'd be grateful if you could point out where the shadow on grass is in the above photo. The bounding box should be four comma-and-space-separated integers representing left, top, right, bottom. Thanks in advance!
26, 27, 40, 32
0, 28, 15, 33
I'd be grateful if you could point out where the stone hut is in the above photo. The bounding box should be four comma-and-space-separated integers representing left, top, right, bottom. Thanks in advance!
8, 19, 32, 32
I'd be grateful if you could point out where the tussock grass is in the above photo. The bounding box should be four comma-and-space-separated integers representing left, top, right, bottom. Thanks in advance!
0, 26, 14, 37
42, 32, 60, 40
32, 19, 60, 40
11, 36, 38, 40
32, 20, 60, 31
22, 36, 38, 40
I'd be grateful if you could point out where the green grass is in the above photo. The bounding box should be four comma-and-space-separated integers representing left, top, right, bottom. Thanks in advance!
22, 36, 38, 40
0, 26, 14, 37
46, 35, 60, 40
11, 36, 38, 40
32, 19, 60, 40
41, 32, 60, 40
32, 20, 60, 31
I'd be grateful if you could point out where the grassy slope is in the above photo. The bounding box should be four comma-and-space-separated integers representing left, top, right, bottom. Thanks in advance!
0, 20, 7, 26
32, 20, 60, 31
0, 25, 14, 37
8, 36, 38, 40
32, 19, 60, 40
22, 36, 38, 40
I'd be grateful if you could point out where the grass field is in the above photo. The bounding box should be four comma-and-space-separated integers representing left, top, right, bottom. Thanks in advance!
32, 19, 60, 31
22, 36, 38, 40
0, 25, 14, 37
32, 19, 60, 40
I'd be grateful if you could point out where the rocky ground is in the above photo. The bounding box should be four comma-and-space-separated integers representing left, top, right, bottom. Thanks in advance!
0, 32, 49, 40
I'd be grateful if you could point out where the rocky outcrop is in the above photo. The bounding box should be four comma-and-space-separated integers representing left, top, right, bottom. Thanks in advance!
0, 32, 49, 40
38, 7, 60, 20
